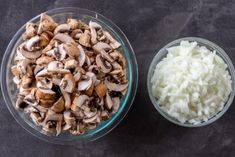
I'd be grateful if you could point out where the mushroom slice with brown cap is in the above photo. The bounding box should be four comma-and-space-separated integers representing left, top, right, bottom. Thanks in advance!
77, 45, 86, 66
79, 30, 91, 47
86, 72, 100, 86
101, 110, 109, 120
39, 31, 51, 47
84, 108, 97, 118
25, 35, 40, 51
16, 96, 28, 109
53, 33, 75, 44
47, 61, 70, 74
105, 92, 113, 110
23, 22, 37, 40
37, 77, 53, 89
77, 75, 92, 91
89, 21, 102, 45
55, 44, 66, 61
60, 73, 76, 93
63, 43, 80, 58
51, 97, 65, 113
54, 24, 70, 34
20, 44, 42, 59
71, 95, 89, 111
67, 18, 79, 30
92, 42, 112, 52
71, 29, 83, 39
11, 65, 21, 77
36, 88, 56, 100
39, 99, 55, 108
36, 56, 54, 65
95, 83, 107, 98
44, 109, 63, 122
21, 76, 33, 89
96, 54, 112, 73
63, 111, 76, 130
60, 88, 71, 110
104, 77, 128, 92
30, 112, 42, 126
35, 68, 50, 78
83, 114, 98, 124
110, 50, 126, 68
103, 31, 121, 49
64, 59, 78, 69
112, 97, 120, 113
23, 88, 38, 106
38, 13, 57, 34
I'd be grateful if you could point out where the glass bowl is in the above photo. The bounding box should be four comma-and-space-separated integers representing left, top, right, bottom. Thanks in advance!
1, 7, 138, 144
147, 37, 235, 127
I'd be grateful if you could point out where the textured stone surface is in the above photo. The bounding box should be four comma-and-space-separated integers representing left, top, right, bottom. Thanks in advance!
1, 0, 235, 156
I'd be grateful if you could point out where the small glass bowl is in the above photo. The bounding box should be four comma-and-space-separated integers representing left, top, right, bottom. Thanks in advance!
1, 7, 138, 144
147, 37, 235, 127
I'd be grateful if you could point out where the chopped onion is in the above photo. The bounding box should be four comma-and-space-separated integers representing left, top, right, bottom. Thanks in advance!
151, 41, 232, 124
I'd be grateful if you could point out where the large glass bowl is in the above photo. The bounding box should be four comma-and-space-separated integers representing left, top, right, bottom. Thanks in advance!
147, 37, 235, 127
1, 7, 138, 144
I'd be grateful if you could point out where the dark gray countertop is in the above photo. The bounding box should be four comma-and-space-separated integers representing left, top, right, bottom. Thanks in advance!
1, 0, 235, 156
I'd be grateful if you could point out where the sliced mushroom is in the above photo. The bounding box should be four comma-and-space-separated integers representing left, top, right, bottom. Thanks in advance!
67, 18, 79, 30
63, 43, 80, 58
23, 88, 38, 106
79, 30, 91, 47
38, 13, 57, 34
30, 112, 42, 126
51, 97, 65, 113
92, 42, 112, 52
11, 65, 21, 77
77, 76, 92, 91
25, 35, 40, 51
104, 77, 128, 92
103, 31, 121, 49
37, 77, 53, 89
60, 73, 76, 93
64, 59, 78, 69
23, 22, 37, 40
20, 44, 42, 59
83, 114, 98, 124
60, 88, 71, 110
77, 45, 86, 66
93, 42, 113, 62
101, 110, 109, 120
71, 29, 83, 39
85, 84, 94, 96
112, 97, 120, 113
39, 99, 55, 108
39, 31, 51, 47
63, 111, 76, 130
96, 54, 112, 73
16, 96, 28, 109
105, 92, 113, 110
71, 95, 89, 111
21, 76, 33, 88
53, 33, 75, 44
94, 83, 107, 98
89, 21, 102, 45
36, 88, 56, 100
55, 44, 66, 61
36, 56, 54, 65
47, 61, 70, 74
110, 50, 126, 68
54, 24, 70, 34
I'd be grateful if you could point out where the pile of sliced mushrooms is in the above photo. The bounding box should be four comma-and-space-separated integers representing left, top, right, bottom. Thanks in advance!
11, 13, 128, 136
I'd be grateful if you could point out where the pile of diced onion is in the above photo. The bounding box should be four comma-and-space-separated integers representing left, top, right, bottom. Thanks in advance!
151, 41, 232, 124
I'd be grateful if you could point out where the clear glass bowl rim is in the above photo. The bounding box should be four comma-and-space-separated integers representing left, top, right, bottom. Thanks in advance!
1, 7, 138, 145
147, 37, 235, 127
